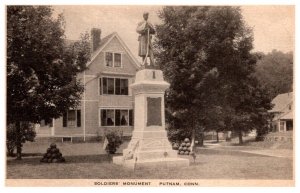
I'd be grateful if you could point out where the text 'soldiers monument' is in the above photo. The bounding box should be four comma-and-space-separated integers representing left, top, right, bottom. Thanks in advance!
113, 12, 189, 169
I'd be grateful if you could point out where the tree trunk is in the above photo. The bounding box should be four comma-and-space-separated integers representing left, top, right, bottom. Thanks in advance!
15, 121, 22, 160
6, 142, 15, 157
238, 130, 243, 145
190, 127, 196, 152
216, 131, 219, 143
197, 132, 204, 147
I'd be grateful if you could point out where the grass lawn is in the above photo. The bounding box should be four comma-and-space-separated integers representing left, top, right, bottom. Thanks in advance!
6, 140, 293, 179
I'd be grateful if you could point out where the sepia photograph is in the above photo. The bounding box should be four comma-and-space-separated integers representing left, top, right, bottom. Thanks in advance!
3, 1, 295, 187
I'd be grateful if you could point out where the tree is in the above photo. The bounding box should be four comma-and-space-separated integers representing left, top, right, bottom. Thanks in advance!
6, 122, 36, 157
254, 50, 293, 99
223, 77, 273, 144
154, 6, 272, 146
7, 6, 90, 159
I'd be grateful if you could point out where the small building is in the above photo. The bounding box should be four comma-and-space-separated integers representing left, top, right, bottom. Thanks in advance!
269, 92, 293, 132
35, 28, 140, 142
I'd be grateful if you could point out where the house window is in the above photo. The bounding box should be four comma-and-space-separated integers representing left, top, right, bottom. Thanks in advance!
105, 52, 113, 67
47, 119, 53, 127
114, 53, 121, 67
62, 110, 81, 127
115, 78, 128, 95
100, 109, 133, 127
102, 77, 107, 94
280, 121, 285, 131
101, 109, 115, 126
40, 120, 46, 127
40, 119, 53, 127
115, 110, 129, 126
107, 78, 114, 94
288, 104, 292, 110
105, 52, 122, 67
100, 77, 129, 95
68, 110, 76, 127
102, 77, 115, 95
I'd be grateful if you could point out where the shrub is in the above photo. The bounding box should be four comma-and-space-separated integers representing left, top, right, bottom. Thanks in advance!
6, 122, 36, 157
95, 131, 102, 142
256, 126, 269, 141
104, 130, 123, 154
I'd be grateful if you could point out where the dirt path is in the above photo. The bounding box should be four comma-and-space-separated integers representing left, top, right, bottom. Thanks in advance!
239, 149, 293, 158
202, 141, 293, 159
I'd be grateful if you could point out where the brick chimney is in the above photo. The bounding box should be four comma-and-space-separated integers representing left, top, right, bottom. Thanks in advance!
91, 28, 101, 52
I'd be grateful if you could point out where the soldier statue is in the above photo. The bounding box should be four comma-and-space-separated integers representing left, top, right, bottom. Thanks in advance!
136, 12, 156, 68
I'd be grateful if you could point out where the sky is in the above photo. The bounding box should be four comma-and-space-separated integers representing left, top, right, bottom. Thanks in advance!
53, 5, 294, 60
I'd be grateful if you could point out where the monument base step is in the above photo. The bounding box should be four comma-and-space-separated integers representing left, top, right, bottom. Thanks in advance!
113, 156, 189, 170
123, 149, 178, 160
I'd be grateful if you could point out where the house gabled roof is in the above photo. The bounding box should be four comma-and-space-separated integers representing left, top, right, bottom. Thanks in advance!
279, 111, 293, 120
269, 92, 293, 113
90, 33, 115, 59
87, 32, 140, 69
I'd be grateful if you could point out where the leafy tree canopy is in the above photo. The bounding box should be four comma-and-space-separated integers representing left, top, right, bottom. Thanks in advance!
7, 6, 90, 159
7, 6, 90, 124
254, 50, 293, 99
155, 6, 272, 145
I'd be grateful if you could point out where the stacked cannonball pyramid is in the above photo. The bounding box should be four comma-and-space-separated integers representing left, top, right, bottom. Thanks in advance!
40, 143, 65, 163
178, 138, 191, 155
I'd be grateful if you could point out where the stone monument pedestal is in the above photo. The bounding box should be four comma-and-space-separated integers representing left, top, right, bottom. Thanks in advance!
113, 69, 189, 169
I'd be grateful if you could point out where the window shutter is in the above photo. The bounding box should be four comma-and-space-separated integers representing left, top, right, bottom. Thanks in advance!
129, 109, 133, 126
101, 109, 107, 126
63, 112, 67, 127
77, 110, 81, 127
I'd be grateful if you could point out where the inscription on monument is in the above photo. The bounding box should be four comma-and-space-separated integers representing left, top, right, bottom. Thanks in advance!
147, 97, 162, 126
